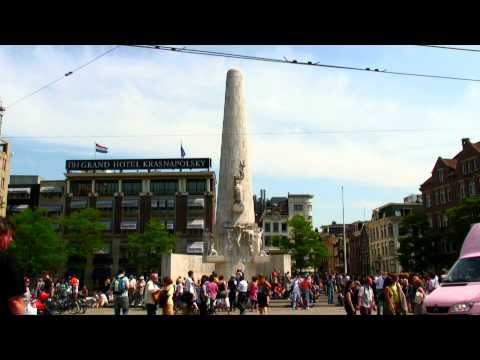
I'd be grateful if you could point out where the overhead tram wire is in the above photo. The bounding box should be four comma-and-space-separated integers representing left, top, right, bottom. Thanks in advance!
5, 45, 121, 110
5, 127, 480, 139
126, 45, 480, 83
417, 45, 480, 53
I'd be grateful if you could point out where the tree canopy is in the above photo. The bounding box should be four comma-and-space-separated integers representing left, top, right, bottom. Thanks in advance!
127, 219, 176, 273
279, 214, 327, 272
9, 208, 67, 277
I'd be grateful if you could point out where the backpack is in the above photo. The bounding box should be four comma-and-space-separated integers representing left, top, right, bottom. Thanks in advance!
113, 277, 126, 295
157, 289, 168, 307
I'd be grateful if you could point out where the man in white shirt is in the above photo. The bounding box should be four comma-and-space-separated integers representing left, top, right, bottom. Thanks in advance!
374, 271, 385, 315
358, 276, 375, 315
144, 273, 159, 316
237, 276, 248, 315
291, 276, 302, 310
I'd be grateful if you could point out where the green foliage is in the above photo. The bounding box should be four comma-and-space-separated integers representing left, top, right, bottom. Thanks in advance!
9, 208, 67, 277
446, 196, 480, 252
397, 213, 438, 272
127, 219, 176, 273
279, 215, 328, 271
62, 208, 105, 259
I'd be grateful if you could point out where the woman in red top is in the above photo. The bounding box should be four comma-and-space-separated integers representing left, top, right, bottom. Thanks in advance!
248, 276, 258, 312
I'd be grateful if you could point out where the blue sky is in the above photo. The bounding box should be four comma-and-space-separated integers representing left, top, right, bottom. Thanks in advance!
2, 45, 480, 228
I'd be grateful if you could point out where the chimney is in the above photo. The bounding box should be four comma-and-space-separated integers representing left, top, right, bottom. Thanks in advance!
462, 138, 470, 149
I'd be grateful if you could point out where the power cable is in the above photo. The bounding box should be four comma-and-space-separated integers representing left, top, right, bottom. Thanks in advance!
5, 46, 121, 110
127, 45, 480, 82
417, 45, 480, 53
4, 127, 480, 139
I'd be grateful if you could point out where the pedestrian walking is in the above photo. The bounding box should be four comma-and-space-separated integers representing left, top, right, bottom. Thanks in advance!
0, 219, 24, 315
326, 275, 335, 305
300, 275, 312, 310
162, 277, 174, 315
237, 276, 249, 315
227, 275, 237, 312
198, 275, 209, 316
144, 273, 159, 316
291, 275, 302, 310
374, 271, 385, 315
111, 270, 130, 316
357, 276, 375, 315
413, 277, 426, 315
128, 275, 136, 306
248, 276, 258, 311
257, 274, 271, 315
343, 280, 356, 316
217, 275, 230, 313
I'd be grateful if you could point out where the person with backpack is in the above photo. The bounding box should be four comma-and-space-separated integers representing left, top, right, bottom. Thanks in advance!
144, 273, 159, 316
357, 276, 375, 315
257, 274, 272, 315
111, 269, 130, 316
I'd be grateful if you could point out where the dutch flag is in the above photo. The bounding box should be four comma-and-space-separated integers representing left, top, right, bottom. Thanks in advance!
95, 143, 108, 154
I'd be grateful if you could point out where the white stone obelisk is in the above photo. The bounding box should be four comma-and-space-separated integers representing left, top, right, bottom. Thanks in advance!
216, 69, 255, 229
204, 68, 267, 279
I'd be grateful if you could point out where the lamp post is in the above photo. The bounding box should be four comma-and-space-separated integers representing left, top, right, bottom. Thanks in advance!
342, 186, 347, 274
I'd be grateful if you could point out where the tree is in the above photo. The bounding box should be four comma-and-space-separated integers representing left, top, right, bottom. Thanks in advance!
446, 196, 480, 254
62, 208, 105, 279
279, 215, 328, 273
127, 219, 176, 273
397, 213, 438, 273
9, 208, 67, 277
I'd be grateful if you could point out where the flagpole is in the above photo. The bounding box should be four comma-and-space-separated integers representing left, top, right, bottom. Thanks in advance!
342, 185, 347, 274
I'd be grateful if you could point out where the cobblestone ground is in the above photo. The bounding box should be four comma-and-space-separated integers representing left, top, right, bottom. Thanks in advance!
84, 295, 349, 315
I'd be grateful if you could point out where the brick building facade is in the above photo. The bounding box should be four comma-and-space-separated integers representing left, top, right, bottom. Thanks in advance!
420, 138, 480, 257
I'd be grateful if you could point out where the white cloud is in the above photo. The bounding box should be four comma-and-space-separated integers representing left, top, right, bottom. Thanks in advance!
1, 45, 479, 189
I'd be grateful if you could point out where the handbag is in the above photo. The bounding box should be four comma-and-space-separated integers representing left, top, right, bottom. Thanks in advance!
152, 289, 161, 303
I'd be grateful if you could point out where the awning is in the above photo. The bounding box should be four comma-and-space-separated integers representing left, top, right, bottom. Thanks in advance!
122, 199, 138, 208
8, 187, 31, 194
96, 200, 113, 208
40, 186, 63, 193
186, 241, 204, 254
70, 200, 87, 209
40, 205, 63, 213
9, 204, 29, 212
188, 197, 205, 208
187, 219, 204, 229
121, 221, 137, 230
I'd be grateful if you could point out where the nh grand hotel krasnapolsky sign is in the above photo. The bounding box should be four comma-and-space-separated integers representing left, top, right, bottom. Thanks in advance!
66, 158, 212, 171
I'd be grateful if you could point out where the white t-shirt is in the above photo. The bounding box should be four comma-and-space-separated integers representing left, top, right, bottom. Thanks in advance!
185, 277, 195, 294
358, 285, 374, 307
144, 280, 159, 305
238, 280, 248, 293
375, 276, 384, 290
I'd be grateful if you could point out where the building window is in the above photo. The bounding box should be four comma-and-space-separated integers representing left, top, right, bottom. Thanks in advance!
96, 181, 118, 196
293, 204, 303, 211
265, 222, 271, 232
282, 223, 287, 233
70, 181, 91, 196
469, 180, 476, 196
446, 187, 451, 202
443, 214, 448, 228
273, 222, 279, 233
151, 180, 177, 195
122, 181, 142, 196
475, 158, 479, 171
188, 197, 205, 209
468, 161, 473, 173
187, 179, 206, 194
440, 189, 446, 204
428, 216, 433, 228
438, 168, 444, 183
434, 191, 439, 206
462, 162, 467, 175
460, 183, 466, 200
426, 193, 431, 208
